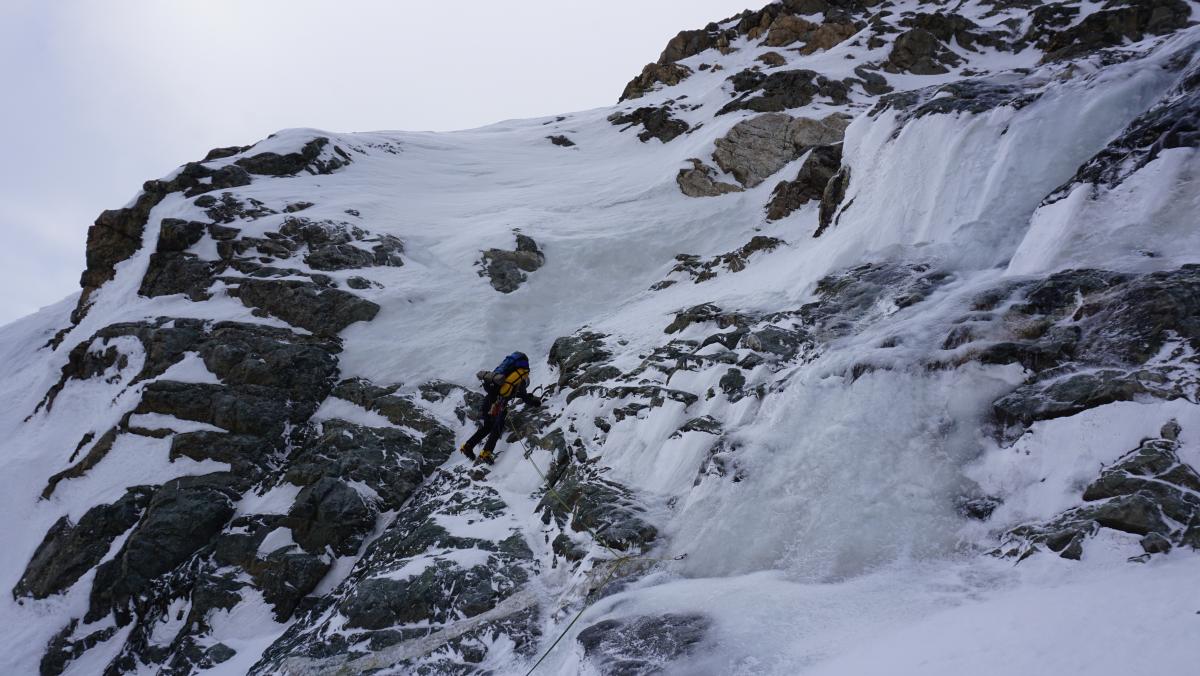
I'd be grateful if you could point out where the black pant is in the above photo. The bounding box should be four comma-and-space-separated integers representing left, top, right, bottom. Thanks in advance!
464, 395, 506, 453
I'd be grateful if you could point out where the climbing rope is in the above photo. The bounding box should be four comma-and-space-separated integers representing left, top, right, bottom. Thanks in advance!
522, 557, 627, 676
498, 410, 685, 675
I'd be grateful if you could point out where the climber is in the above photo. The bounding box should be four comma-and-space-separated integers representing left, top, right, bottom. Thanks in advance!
460, 351, 542, 465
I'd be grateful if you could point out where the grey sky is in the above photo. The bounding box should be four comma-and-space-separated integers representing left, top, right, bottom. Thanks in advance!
0, 0, 752, 326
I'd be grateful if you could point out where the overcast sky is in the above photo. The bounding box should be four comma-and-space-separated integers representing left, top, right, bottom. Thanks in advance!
0, 0, 752, 326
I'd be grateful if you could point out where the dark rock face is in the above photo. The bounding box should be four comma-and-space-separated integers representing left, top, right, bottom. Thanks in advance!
197, 192, 276, 224
697, 436, 746, 484
37, 318, 339, 419
478, 233, 546, 293
242, 539, 332, 622
72, 135, 351, 326
42, 621, 120, 676
284, 200, 314, 213
1050, 55, 1200, 198
338, 550, 529, 631
136, 382, 312, 440
577, 613, 711, 675
766, 144, 843, 221
235, 137, 352, 177
75, 138, 386, 353
765, 14, 860, 53
550, 331, 613, 388
139, 250, 217, 300
757, 51, 787, 67
621, 63, 694, 101
1083, 436, 1200, 506
253, 468, 541, 674
29, 363, 459, 674
886, 22, 964, 74
609, 105, 691, 143
139, 211, 397, 337
992, 369, 1176, 432
76, 166, 208, 323
957, 496, 1002, 521
24, 317, 358, 671
156, 218, 206, 251
284, 416, 453, 522
277, 216, 404, 271
203, 145, 249, 161
719, 368, 747, 401
569, 383, 700, 410
14, 487, 154, 599
1030, 0, 1191, 62
548, 134, 577, 147
874, 77, 1042, 126
719, 69, 850, 115
659, 23, 737, 64
673, 415, 723, 437
939, 266, 1200, 436
538, 463, 657, 553
88, 473, 241, 622
676, 158, 744, 197
615, 2, 770, 102
615, 0, 879, 103
712, 113, 849, 188
997, 425, 1200, 561
230, 278, 380, 336
815, 165, 851, 236
664, 303, 750, 335
802, 262, 952, 341
852, 64, 893, 96
287, 477, 378, 557
170, 431, 272, 476
667, 236, 786, 284
330, 378, 448, 436
743, 325, 807, 361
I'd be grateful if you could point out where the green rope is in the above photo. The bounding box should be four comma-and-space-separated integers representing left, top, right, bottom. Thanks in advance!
501, 414, 684, 674
522, 557, 628, 676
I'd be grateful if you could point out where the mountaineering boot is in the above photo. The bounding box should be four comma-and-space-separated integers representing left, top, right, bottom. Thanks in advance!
477, 448, 495, 465
459, 443, 476, 461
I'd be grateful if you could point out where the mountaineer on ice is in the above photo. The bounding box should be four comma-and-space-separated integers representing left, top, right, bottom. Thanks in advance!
460, 351, 542, 464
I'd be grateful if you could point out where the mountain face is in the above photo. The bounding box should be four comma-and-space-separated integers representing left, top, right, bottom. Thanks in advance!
3, 0, 1200, 673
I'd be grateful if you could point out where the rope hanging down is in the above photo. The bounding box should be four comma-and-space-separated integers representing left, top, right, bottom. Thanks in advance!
499, 412, 685, 676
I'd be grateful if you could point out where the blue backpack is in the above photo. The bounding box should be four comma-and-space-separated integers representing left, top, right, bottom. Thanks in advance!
494, 352, 530, 375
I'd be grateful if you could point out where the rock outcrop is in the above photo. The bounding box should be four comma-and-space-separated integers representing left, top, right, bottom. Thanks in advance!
664, 236, 786, 284
712, 113, 848, 188
719, 68, 850, 115
997, 422, 1200, 561
621, 63, 694, 101
252, 468, 541, 674
71, 135, 354, 328
928, 266, 1200, 439
478, 233, 546, 293
1029, 0, 1192, 63
815, 164, 851, 236
577, 613, 711, 674
676, 159, 744, 197
765, 144, 843, 220
609, 105, 691, 143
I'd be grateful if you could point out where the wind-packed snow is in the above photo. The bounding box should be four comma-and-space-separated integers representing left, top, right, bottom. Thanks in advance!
2, 2, 1199, 674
